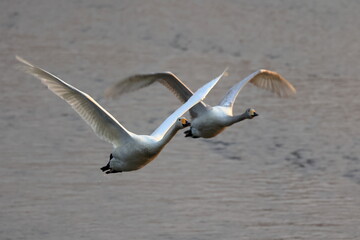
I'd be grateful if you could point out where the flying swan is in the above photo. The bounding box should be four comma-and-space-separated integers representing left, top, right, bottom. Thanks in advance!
105, 69, 296, 138
16, 56, 224, 173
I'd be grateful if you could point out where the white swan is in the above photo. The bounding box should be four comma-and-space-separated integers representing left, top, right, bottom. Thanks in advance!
16, 56, 224, 173
105, 69, 296, 138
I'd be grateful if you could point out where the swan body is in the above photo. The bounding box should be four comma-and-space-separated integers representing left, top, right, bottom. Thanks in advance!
186, 106, 258, 138
16, 56, 223, 172
188, 106, 231, 138
109, 126, 177, 171
105, 69, 295, 138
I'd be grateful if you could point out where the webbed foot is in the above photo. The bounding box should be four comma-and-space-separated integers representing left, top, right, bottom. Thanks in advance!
101, 153, 113, 172
105, 169, 122, 174
100, 165, 110, 172
184, 129, 193, 137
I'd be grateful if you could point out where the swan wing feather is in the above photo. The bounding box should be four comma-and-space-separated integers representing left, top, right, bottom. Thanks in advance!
16, 56, 133, 148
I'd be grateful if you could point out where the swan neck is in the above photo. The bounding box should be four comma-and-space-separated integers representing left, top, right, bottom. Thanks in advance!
159, 124, 180, 146
230, 111, 249, 125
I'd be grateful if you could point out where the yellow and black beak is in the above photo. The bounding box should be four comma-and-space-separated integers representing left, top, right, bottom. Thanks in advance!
181, 118, 191, 127
248, 109, 258, 118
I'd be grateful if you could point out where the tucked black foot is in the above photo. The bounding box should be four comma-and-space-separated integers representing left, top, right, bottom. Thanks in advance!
100, 164, 110, 172
105, 169, 122, 174
101, 153, 113, 172
184, 129, 193, 138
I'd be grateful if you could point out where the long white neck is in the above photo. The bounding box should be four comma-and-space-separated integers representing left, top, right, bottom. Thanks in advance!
156, 124, 181, 149
227, 111, 249, 126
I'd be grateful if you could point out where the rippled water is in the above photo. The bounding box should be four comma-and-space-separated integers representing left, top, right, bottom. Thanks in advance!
2, 0, 360, 239
1, 127, 359, 240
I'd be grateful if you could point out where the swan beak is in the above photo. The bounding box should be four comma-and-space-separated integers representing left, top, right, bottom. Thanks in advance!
180, 118, 191, 127
253, 112, 259, 117
183, 121, 191, 127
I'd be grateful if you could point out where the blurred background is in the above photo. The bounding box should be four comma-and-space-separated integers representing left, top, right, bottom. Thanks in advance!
1, 0, 360, 239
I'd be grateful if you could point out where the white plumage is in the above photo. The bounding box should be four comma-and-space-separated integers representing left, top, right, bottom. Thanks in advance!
17, 56, 223, 172
105, 69, 296, 138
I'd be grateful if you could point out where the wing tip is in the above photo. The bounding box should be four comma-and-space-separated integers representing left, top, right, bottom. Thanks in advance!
258, 69, 297, 97
15, 55, 36, 76
15, 55, 34, 67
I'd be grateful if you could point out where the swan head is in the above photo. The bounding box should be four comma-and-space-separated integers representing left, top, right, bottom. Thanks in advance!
176, 117, 191, 128
246, 108, 258, 119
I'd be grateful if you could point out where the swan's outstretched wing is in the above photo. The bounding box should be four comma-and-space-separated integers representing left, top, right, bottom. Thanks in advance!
151, 71, 225, 139
219, 69, 296, 108
16, 56, 133, 148
105, 72, 193, 102
105, 72, 209, 118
